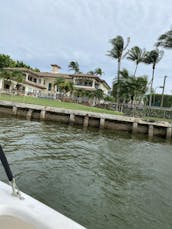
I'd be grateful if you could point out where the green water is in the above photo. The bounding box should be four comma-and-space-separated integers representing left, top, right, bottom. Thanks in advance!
0, 116, 172, 229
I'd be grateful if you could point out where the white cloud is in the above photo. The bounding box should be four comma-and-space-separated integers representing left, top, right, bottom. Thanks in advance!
0, 0, 172, 92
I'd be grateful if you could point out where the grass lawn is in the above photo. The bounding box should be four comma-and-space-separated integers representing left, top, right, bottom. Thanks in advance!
0, 94, 122, 115
141, 116, 172, 123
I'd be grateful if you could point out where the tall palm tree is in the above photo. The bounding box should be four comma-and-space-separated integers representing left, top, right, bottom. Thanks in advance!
107, 35, 130, 105
143, 49, 164, 107
68, 61, 80, 74
127, 46, 146, 77
156, 29, 172, 48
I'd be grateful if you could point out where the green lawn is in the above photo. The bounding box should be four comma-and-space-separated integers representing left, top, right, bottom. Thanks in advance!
0, 94, 122, 115
141, 116, 172, 123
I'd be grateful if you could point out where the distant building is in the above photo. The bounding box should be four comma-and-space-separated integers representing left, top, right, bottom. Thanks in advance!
0, 65, 111, 96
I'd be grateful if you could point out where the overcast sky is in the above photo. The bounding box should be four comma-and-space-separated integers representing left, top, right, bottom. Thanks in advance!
0, 0, 172, 93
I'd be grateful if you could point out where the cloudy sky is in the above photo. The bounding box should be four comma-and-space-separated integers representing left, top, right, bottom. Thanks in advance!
0, 0, 172, 93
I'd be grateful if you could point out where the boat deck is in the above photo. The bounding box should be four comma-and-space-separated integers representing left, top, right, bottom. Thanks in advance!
0, 215, 36, 229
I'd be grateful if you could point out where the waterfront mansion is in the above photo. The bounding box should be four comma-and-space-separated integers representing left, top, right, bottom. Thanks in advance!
0, 64, 110, 97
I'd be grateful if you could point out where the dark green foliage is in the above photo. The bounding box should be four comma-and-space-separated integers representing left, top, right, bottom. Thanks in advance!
127, 46, 146, 76
68, 61, 80, 74
54, 78, 73, 93
144, 49, 164, 68
107, 35, 130, 104
87, 68, 104, 76
112, 69, 148, 103
145, 94, 172, 107
0, 54, 16, 69
143, 49, 164, 106
74, 88, 103, 99
156, 29, 172, 48
0, 54, 40, 71
94, 68, 103, 76
107, 36, 130, 59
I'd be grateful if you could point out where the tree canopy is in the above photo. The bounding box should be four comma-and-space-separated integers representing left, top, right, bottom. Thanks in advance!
112, 69, 148, 103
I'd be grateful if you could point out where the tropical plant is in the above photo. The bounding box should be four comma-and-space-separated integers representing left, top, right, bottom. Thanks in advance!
143, 49, 164, 106
0, 54, 16, 69
0, 69, 25, 82
87, 71, 95, 75
156, 29, 172, 48
87, 68, 103, 76
107, 35, 130, 104
112, 69, 148, 104
127, 46, 146, 77
93, 89, 104, 99
15, 60, 40, 72
68, 61, 80, 74
54, 78, 73, 97
94, 68, 103, 76
0, 54, 40, 72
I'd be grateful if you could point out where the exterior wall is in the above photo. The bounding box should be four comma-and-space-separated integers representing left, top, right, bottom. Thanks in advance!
73, 76, 109, 95
98, 83, 109, 95
4, 71, 110, 96
42, 78, 55, 93
24, 85, 42, 96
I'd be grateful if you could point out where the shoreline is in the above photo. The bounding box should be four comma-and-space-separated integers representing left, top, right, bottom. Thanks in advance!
0, 100, 171, 140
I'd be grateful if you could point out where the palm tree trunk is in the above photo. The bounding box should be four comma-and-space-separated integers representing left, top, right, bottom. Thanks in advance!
133, 64, 138, 77
116, 59, 121, 110
149, 66, 155, 107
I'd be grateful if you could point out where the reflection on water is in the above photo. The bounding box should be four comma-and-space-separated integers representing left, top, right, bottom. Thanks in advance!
0, 115, 172, 229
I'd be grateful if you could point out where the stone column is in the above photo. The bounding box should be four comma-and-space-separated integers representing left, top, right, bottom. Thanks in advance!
70, 114, 75, 124
26, 109, 33, 120
100, 118, 105, 129
148, 125, 154, 138
40, 110, 46, 120
166, 127, 172, 140
12, 106, 17, 115
132, 122, 138, 134
83, 115, 89, 128
92, 79, 95, 88
25, 73, 29, 81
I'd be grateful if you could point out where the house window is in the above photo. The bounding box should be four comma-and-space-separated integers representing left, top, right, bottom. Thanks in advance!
4, 84, 10, 89
95, 83, 99, 89
43, 80, 46, 85
38, 79, 41, 84
48, 83, 52, 91
28, 76, 32, 81
33, 78, 37, 83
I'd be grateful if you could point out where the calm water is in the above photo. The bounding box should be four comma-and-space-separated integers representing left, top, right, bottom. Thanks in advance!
0, 115, 172, 229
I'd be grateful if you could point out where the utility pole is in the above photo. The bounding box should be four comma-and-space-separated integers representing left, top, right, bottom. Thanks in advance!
160, 75, 167, 107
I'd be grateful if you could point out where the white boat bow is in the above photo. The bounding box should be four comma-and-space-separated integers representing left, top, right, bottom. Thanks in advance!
0, 145, 86, 229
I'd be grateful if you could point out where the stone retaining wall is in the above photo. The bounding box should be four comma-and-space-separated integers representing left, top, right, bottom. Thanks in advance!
0, 100, 171, 140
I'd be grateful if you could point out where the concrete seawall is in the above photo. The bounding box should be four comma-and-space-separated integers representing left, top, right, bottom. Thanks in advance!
0, 100, 171, 139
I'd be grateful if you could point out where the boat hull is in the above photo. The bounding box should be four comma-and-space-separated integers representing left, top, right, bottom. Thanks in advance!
0, 181, 86, 229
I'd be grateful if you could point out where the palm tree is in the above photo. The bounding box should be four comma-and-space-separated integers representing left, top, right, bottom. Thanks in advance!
107, 35, 130, 105
156, 29, 172, 48
94, 68, 103, 76
143, 49, 164, 107
87, 70, 94, 75
54, 78, 73, 99
54, 77, 65, 92
127, 46, 146, 77
112, 69, 148, 105
68, 61, 80, 74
